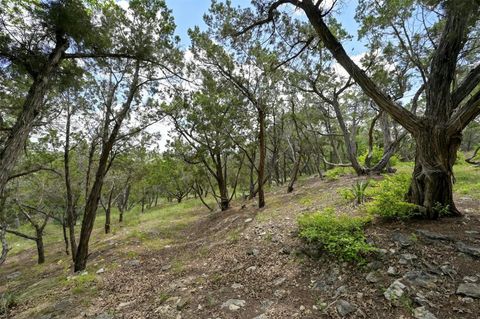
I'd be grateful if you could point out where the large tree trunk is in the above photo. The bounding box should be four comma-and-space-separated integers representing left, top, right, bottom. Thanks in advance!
258, 108, 266, 208
407, 123, 462, 218
0, 226, 8, 266
0, 37, 68, 198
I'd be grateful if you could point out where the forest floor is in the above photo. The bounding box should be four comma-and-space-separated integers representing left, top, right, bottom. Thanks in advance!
1, 164, 480, 319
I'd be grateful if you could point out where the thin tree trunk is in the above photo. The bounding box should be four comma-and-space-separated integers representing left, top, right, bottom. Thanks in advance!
74, 63, 140, 272
258, 108, 266, 208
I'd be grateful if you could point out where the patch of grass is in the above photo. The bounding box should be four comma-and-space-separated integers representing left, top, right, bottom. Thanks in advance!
0, 292, 17, 315
298, 207, 374, 262
67, 272, 97, 294
157, 292, 170, 304
324, 167, 355, 181
365, 173, 418, 219
226, 229, 241, 243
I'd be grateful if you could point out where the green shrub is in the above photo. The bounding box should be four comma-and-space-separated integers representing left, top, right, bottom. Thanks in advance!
325, 167, 355, 181
358, 146, 399, 167
365, 173, 418, 219
298, 208, 374, 262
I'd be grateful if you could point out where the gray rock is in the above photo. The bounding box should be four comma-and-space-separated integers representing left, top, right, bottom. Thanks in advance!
463, 276, 478, 283
245, 218, 253, 223
456, 242, 480, 258
399, 253, 418, 264
274, 289, 287, 299
124, 259, 140, 267
231, 283, 244, 289
413, 293, 435, 307
456, 283, 480, 298
247, 248, 260, 256
366, 271, 381, 283
335, 299, 356, 317
384, 280, 406, 302
260, 299, 274, 311
161, 264, 171, 271
95, 314, 114, 319
176, 298, 189, 310
273, 277, 286, 286
392, 232, 413, 247
416, 229, 451, 241
413, 306, 437, 319
440, 264, 457, 276
96, 268, 105, 274
279, 247, 291, 255
253, 314, 267, 319
403, 271, 437, 289
6, 271, 21, 279
387, 266, 397, 276
246, 266, 257, 272
221, 299, 246, 311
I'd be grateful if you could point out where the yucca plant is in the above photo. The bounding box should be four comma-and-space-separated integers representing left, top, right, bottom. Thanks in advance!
350, 180, 370, 205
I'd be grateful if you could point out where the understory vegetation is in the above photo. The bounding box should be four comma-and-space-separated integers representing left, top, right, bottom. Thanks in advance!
1, 0, 480, 317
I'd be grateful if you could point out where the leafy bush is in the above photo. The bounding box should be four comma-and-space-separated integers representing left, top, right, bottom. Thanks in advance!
358, 146, 399, 167
365, 173, 418, 219
298, 208, 374, 262
325, 167, 355, 181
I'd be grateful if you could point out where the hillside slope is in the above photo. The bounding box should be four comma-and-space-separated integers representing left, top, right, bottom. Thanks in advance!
1, 169, 480, 319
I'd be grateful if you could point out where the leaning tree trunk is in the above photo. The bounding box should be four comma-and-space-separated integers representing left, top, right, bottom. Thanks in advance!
407, 124, 462, 218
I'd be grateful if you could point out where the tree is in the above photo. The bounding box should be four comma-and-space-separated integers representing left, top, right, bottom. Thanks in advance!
226, 0, 480, 218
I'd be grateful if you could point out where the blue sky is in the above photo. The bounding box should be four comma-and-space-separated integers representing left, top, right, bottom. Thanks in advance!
164, 0, 365, 54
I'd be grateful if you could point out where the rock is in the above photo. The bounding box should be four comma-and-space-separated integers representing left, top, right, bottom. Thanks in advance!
463, 276, 478, 283
334, 285, 347, 298
273, 277, 286, 286
231, 283, 244, 289
279, 247, 291, 255
456, 242, 480, 258
413, 306, 437, 319
311, 280, 329, 292
246, 266, 257, 272
117, 301, 135, 309
274, 289, 287, 299
6, 271, 21, 279
245, 218, 253, 223
440, 264, 457, 276
461, 297, 474, 303
260, 299, 273, 311
124, 259, 140, 267
387, 266, 397, 276
416, 229, 452, 241
384, 280, 406, 302
403, 271, 437, 289
366, 271, 381, 283
413, 293, 435, 307
253, 314, 267, 319
335, 299, 356, 317
399, 253, 418, 264
392, 232, 413, 247
95, 313, 114, 319
299, 305, 305, 311
176, 298, 189, 310
456, 283, 480, 298
247, 248, 260, 256
161, 264, 172, 271
221, 299, 246, 311
96, 268, 105, 274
